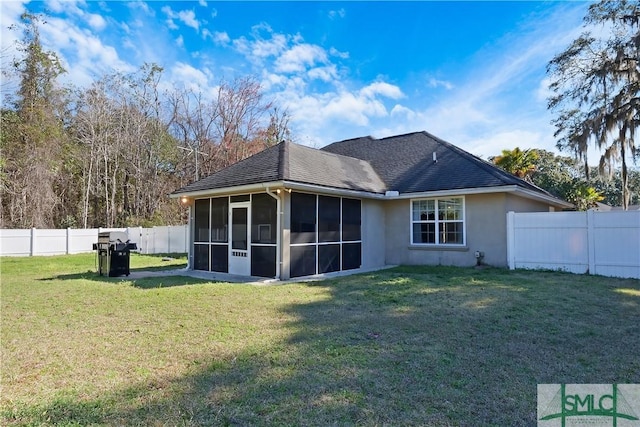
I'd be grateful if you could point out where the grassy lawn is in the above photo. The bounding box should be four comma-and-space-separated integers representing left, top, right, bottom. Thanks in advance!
1, 254, 639, 426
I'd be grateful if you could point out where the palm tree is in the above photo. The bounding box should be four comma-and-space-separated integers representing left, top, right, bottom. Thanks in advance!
492, 147, 539, 181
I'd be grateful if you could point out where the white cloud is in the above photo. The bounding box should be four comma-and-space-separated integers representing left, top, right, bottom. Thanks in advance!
307, 65, 337, 82
390, 104, 417, 120
127, 1, 153, 16
427, 77, 454, 90
202, 29, 230, 46
536, 77, 553, 103
162, 6, 200, 32
45, 0, 84, 15
360, 82, 404, 100
87, 13, 107, 31
199, 0, 207, 6
36, 16, 135, 87
329, 47, 349, 59
275, 44, 328, 73
272, 77, 408, 147
328, 9, 346, 19
213, 31, 230, 45
234, 28, 288, 61
177, 10, 200, 31
176, 35, 184, 48
170, 62, 211, 92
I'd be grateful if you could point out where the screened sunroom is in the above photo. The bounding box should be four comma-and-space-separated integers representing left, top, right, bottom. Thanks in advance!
189, 190, 362, 280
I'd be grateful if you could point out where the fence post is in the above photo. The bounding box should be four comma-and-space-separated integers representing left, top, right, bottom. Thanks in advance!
184, 223, 189, 254
506, 211, 515, 270
66, 227, 71, 254
30, 228, 36, 256
587, 210, 596, 276
136, 226, 142, 253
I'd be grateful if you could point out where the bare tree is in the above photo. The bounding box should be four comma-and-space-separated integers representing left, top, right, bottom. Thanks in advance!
168, 76, 287, 182
73, 66, 181, 227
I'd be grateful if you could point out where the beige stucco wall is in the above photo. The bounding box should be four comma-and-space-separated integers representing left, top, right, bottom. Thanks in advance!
384, 193, 554, 268
280, 191, 292, 280
361, 199, 386, 269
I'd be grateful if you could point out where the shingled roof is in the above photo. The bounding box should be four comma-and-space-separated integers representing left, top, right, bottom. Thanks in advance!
172, 131, 557, 200
172, 140, 386, 195
321, 131, 548, 194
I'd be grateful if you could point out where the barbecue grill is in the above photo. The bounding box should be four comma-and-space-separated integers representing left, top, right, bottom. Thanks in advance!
94, 231, 137, 277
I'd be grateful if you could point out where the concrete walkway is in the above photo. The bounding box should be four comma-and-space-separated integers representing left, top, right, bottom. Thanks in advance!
124, 268, 270, 284
122, 265, 396, 285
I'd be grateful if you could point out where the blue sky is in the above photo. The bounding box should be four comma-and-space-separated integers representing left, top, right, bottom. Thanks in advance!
0, 1, 591, 159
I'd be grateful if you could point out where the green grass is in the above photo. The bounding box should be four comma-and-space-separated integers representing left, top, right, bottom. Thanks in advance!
1, 255, 639, 426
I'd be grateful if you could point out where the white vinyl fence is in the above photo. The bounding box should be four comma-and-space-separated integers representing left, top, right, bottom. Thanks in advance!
507, 210, 640, 279
0, 225, 188, 256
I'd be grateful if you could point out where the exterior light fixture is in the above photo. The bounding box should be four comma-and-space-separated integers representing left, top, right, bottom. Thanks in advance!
180, 196, 189, 205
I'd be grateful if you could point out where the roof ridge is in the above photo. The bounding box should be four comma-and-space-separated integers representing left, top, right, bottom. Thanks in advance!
377, 130, 426, 141
295, 140, 372, 163
279, 140, 290, 180
332, 135, 375, 144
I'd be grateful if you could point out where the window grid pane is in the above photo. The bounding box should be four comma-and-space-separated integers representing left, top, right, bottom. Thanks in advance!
413, 223, 436, 244
439, 222, 463, 244
438, 198, 463, 221
412, 199, 435, 221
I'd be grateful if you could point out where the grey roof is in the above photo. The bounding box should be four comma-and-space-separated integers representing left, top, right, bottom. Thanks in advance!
173, 131, 557, 199
172, 140, 386, 194
321, 131, 551, 194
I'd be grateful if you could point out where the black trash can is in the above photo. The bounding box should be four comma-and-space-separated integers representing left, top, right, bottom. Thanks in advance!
94, 231, 137, 277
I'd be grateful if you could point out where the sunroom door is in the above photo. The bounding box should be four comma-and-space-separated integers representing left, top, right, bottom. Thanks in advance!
229, 203, 250, 275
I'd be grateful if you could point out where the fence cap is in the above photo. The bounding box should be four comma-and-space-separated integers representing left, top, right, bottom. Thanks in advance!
98, 231, 130, 243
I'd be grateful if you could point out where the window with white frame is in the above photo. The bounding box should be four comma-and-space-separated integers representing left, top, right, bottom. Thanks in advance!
411, 197, 465, 245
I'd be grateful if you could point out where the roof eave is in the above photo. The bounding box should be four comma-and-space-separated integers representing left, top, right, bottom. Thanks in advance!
169, 181, 286, 199
169, 180, 386, 200
387, 185, 573, 208
283, 181, 385, 199
511, 187, 574, 209
170, 181, 573, 209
